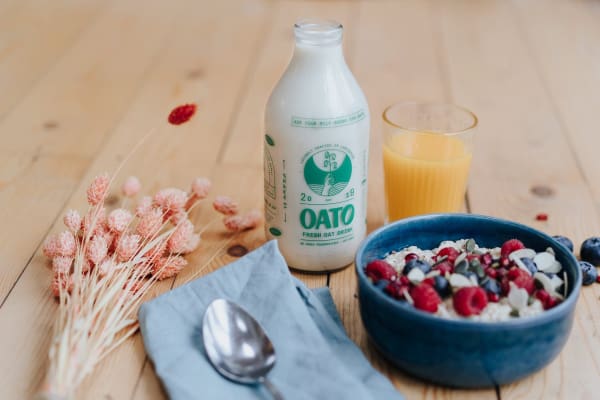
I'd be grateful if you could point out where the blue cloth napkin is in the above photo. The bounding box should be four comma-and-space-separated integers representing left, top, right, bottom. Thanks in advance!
138, 240, 403, 400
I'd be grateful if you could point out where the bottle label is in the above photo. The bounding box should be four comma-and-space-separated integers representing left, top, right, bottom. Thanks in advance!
297, 143, 357, 246
291, 109, 366, 129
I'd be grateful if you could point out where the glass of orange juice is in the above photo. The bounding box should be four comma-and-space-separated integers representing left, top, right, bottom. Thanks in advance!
382, 102, 477, 222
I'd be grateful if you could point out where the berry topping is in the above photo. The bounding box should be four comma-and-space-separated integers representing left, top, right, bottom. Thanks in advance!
453, 287, 488, 316
487, 293, 500, 302
365, 260, 398, 283
479, 253, 493, 266
384, 281, 407, 299
403, 259, 431, 275
404, 253, 419, 263
581, 237, 600, 266
481, 277, 501, 295
437, 247, 459, 263
433, 275, 452, 298
552, 235, 574, 252
507, 267, 535, 294
501, 239, 526, 257
433, 260, 454, 275
410, 284, 442, 313
519, 258, 537, 275
579, 261, 598, 286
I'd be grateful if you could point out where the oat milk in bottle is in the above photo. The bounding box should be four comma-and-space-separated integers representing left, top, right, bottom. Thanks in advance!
264, 19, 370, 271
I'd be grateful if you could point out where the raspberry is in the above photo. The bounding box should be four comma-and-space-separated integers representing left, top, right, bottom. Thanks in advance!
404, 253, 418, 263
501, 239, 525, 257
422, 277, 435, 286
499, 256, 511, 268
433, 260, 453, 275
535, 289, 550, 303
399, 275, 410, 285
453, 287, 488, 316
480, 253, 493, 266
410, 284, 442, 313
487, 293, 500, 302
437, 247, 459, 263
384, 282, 407, 300
365, 260, 398, 283
485, 268, 498, 279
507, 267, 535, 294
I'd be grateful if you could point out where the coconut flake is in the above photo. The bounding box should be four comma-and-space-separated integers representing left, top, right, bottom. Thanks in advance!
407, 267, 425, 284
454, 252, 467, 266
425, 269, 441, 278
449, 273, 475, 289
509, 248, 536, 261
534, 252, 562, 273
563, 271, 568, 298
513, 257, 533, 275
508, 282, 529, 311
534, 272, 565, 300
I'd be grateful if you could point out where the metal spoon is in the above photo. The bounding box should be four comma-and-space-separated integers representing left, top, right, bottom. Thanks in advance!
202, 298, 284, 400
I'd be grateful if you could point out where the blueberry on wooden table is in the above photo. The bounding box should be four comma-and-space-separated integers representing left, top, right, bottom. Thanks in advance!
578, 261, 598, 286
581, 237, 600, 266
552, 235, 574, 252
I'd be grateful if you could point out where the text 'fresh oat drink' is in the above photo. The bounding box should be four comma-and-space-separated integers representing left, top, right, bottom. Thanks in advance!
264, 19, 370, 271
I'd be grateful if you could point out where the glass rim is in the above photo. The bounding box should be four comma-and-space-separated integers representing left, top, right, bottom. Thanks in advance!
382, 101, 478, 135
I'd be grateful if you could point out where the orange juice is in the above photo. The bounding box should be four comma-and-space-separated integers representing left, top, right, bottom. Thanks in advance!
383, 131, 472, 221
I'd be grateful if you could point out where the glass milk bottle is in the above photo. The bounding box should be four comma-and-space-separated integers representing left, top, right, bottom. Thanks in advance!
264, 19, 370, 271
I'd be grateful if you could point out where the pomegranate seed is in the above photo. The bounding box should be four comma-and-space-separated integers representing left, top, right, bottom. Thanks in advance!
168, 103, 197, 125
536, 213, 548, 221
486, 268, 498, 279
404, 253, 418, 263
487, 293, 500, 302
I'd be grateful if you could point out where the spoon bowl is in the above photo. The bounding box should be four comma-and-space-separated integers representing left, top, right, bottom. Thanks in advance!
203, 299, 283, 399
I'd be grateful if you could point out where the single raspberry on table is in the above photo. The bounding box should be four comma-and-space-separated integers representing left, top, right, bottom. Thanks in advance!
365, 260, 398, 283
501, 239, 525, 257
437, 247, 459, 263
410, 283, 442, 313
453, 287, 488, 316
507, 267, 535, 294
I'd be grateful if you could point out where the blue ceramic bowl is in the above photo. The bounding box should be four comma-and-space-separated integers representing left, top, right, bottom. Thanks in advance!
355, 214, 581, 388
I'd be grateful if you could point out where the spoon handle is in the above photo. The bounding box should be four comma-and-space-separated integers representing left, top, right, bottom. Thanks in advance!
263, 378, 284, 400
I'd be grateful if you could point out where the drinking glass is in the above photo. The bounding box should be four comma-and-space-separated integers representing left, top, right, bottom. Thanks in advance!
382, 102, 477, 223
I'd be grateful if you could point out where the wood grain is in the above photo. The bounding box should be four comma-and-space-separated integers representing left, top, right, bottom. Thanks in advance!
0, 0, 599, 399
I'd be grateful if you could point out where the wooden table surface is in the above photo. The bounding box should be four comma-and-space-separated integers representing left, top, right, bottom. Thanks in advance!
1, 0, 600, 398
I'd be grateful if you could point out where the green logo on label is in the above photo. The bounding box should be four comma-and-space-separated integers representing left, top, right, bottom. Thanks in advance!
303, 149, 352, 197
269, 227, 282, 236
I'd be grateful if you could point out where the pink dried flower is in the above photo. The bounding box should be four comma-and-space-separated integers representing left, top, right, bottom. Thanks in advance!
97, 258, 117, 278
153, 188, 187, 212
123, 278, 144, 294
182, 233, 200, 253
63, 210, 82, 234
136, 208, 164, 239
52, 256, 73, 275
43, 236, 60, 259
167, 219, 194, 254
169, 208, 188, 225
56, 231, 76, 258
135, 196, 153, 217
82, 207, 107, 235
121, 176, 141, 197
116, 234, 141, 262
213, 196, 238, 215
223, 210, 262, 232
51, 273, 73, 298
152, 256, 187, 280
107, 209, 133, 233
86, 235, 109, 266
144, 240, 167, 262
86, 173, 110, 205
191, 178, 211, 199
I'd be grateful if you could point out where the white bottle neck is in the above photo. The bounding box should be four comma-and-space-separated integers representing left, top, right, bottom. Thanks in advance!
290, 43, 346, 69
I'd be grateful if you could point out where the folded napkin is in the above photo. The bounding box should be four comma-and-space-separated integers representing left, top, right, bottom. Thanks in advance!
139, 240, 403, 400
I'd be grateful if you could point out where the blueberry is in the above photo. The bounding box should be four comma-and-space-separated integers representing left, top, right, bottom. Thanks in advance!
481, 278, 501, 295
552, 235, 574, 252
433, 275, 451, 298
463, 271, 479, 285
520, 258, 537, 275
403, 259, 431, 275
579, 261, 598, 286
581, 237, 600, 266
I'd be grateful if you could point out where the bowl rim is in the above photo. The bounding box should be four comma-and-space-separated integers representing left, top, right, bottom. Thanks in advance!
355, 213, 582, 329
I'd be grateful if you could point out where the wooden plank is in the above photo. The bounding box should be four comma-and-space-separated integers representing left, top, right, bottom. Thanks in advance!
509, 0, 600, 208
0, 0, 189, 304
219, 0, 358, 166
328, 1, 495, 399
0, 0, 284, 398
0, 0, 107, 119
437, 0, 600, 399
